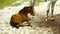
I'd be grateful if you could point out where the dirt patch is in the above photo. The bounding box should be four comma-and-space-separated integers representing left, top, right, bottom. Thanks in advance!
35, 14, 60, 34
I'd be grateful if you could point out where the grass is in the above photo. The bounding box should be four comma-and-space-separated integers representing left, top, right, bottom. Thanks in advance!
35, 0, 40, 6
0, 0, 41, 9
10, 0, 30, 6
0, 0, 16, 9
11, 0, 40, 6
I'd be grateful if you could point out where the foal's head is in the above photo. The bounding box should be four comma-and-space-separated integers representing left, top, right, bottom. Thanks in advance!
19, 6, 34, 16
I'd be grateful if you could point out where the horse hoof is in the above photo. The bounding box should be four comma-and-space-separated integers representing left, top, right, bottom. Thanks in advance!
45, 19, 48, 21
45, 19, 49, 21
50, 18, 55, 21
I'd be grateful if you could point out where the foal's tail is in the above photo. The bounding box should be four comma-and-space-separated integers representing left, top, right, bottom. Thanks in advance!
10, 20, 19, 28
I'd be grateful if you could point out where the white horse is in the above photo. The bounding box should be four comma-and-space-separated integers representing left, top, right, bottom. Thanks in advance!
45, 0, 57, 21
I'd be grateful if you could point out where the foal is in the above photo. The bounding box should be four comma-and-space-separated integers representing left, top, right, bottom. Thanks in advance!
10, 6, 34, 28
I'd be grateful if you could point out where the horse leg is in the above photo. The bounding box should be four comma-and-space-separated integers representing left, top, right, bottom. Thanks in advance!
50, 1, 57, 20
25, 17, 32, 27
46, 9, 49, 21
21, 21, 32, 27
27, 20, 32, 27
51, 3, 54, 18
46, 1, 51, 21
51, 6, 54, 18
18, 21, 27, 27
45, 0, 48, 2
25, 20, 32, 27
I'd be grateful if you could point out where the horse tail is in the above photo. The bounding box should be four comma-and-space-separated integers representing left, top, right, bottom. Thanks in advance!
10, 20, 19, 28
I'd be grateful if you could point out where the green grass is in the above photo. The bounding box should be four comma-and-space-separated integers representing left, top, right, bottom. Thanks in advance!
35, 0, 40, 6
11, 0, 29, 6
0, 0, 29, 9
0, 0, 16, 9
11, 0, 40, 6
0, 0, 41, 9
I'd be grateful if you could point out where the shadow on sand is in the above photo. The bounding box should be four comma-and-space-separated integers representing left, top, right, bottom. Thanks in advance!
38, 14, 60, 34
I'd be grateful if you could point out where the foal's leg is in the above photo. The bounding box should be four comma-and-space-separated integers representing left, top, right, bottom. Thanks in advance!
26, 19, 32, 27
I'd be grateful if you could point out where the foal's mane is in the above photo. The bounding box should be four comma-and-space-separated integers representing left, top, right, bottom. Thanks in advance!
19, 6, 32, 13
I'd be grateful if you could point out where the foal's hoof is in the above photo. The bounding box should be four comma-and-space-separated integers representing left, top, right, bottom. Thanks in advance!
28, 24, 32, 27
27, 23, 32, 27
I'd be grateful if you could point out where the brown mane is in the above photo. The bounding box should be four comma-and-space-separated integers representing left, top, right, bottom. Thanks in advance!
19, 6, 32, 13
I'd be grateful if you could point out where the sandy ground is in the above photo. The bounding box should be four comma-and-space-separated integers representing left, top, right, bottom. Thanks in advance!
0, 0, 60, 34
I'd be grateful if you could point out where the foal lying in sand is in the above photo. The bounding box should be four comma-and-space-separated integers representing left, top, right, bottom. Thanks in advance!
10, 6, 34, 28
